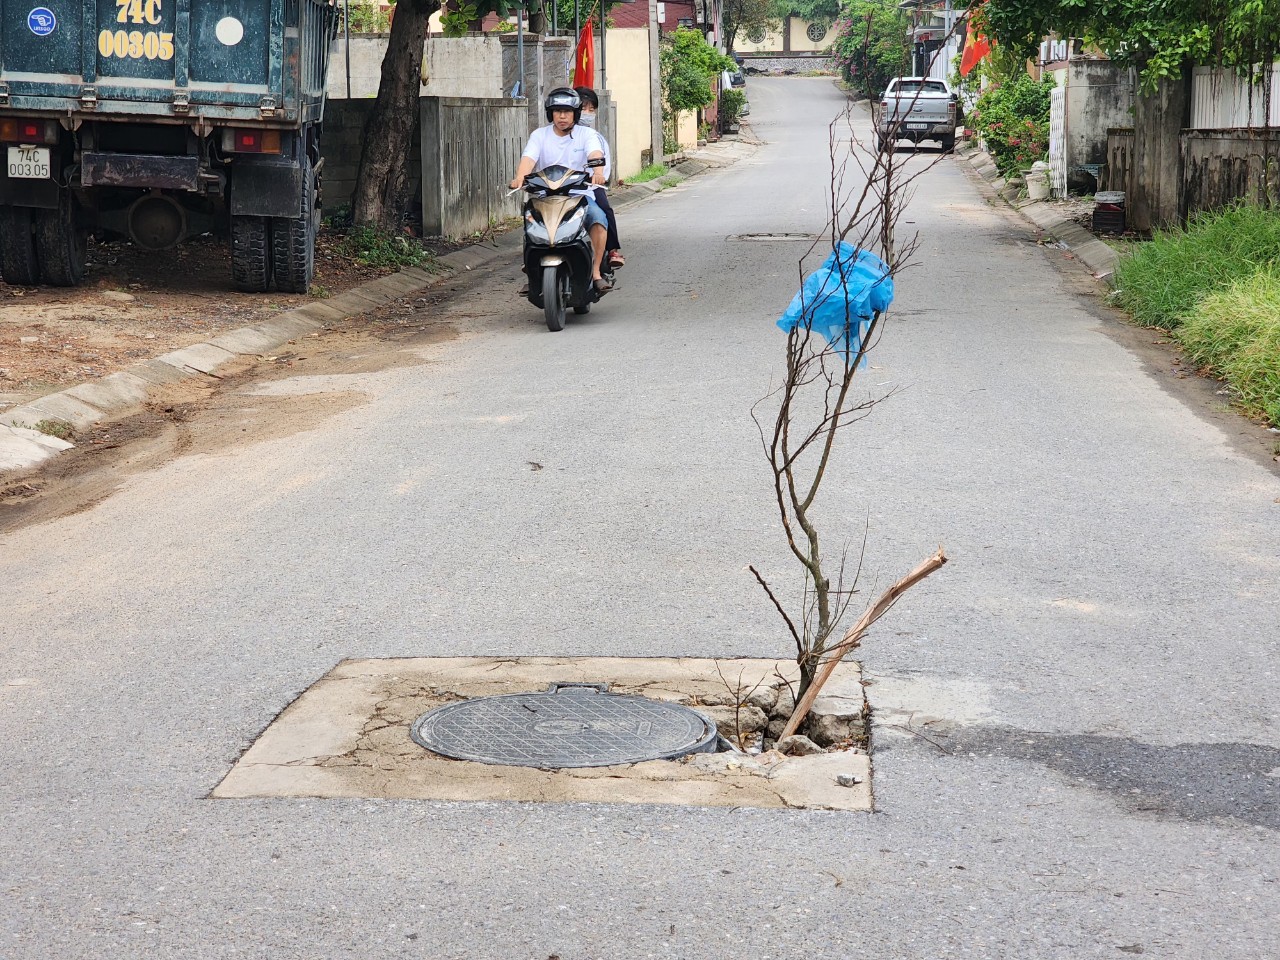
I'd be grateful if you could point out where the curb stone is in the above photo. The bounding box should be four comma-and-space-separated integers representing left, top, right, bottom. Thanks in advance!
954, 142, 1119, 281
0, 134, 760, 474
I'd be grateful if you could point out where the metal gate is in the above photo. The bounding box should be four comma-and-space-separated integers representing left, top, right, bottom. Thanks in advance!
1048, 86, 1067, 197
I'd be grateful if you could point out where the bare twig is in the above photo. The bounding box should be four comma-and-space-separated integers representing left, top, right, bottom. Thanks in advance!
777, 547, 948, 741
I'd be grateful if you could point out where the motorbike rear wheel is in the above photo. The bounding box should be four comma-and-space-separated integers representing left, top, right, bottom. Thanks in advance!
543, 264, 567, 332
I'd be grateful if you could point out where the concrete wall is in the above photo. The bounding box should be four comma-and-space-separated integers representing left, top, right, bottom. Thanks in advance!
420, 97, 527, 238
1107, 126, 1280, 223
1064, 60, 1135, 190
1181, 129, 1280, 218
321, 99, 421, 212
603, 27, 655, 179
330, 34, 505, 100
499, 34, 574, 130
421, 35, 506, 98
676, 109, 697, 151
733, 18, 828, 55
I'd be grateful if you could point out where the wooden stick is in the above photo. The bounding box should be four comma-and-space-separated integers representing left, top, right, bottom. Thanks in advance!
777, 547, 948, 741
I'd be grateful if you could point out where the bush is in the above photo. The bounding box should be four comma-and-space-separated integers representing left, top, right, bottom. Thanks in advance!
1176, 270, 1280, 425
970, 73, 1053, 176
1113, 204, 1280, 330
720, 88, 747, 126
340, 227, 431, 268
829, 0, 910, 96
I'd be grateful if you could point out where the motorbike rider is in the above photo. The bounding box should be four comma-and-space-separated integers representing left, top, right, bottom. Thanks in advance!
511, 87, 612, 293
574, 86, 624, 270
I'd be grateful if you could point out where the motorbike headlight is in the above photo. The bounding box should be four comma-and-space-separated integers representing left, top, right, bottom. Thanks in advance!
555, 207, 586, 242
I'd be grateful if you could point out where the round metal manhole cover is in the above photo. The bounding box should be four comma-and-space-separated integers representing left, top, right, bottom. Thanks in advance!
410, 683, 720, 769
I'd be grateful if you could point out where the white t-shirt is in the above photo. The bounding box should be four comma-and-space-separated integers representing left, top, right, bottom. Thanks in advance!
522, 123, 606, 176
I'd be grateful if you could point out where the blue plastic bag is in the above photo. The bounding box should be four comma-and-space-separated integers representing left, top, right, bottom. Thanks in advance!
776, 243, 894, 368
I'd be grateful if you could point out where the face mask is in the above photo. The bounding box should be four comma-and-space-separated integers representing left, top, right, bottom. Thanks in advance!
579, 113, 596, 128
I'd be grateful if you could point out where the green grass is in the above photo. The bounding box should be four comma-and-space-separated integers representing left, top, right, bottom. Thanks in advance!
1175, 269, 1280, 425
627, 163, 670, 184
1113, 204, 1280, 330
340, 226, 431, 269
34, 419, 73, 441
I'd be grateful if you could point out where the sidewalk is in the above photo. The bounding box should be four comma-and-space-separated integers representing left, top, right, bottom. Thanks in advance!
0, 135, 759, 473
953, 141, 1121, 282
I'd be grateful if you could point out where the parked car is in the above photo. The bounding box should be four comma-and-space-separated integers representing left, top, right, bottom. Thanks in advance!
875, 77, 959, 152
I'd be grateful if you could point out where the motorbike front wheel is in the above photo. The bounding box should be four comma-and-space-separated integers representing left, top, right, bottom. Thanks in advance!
543, 264, 567, 332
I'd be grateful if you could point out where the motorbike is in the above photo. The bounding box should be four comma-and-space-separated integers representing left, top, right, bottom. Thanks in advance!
521, 165, 613, 332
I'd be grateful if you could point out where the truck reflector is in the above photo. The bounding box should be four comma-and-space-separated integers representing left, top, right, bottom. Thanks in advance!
222, 128, 283, 154
0, 119, 59, 145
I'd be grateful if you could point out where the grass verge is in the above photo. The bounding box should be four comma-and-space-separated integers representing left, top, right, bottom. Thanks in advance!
627, 163, 670, 184
1113, 204, 1280, 330
1175, 270, 1280, 425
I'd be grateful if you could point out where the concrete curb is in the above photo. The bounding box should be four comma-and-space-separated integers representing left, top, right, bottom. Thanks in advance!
954, 143, 1120, 282
1, 135, 760, 474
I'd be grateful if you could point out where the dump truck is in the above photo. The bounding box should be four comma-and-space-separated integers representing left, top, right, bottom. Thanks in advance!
0, 0, 335, 292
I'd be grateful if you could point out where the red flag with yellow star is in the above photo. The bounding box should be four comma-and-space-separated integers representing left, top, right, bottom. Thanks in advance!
960, 5, 993, 77
572, 23, 595, 88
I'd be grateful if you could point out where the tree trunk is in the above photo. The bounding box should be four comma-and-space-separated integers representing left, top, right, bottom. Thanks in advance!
351, 0, 439, 232
1129, 62, 1191, 232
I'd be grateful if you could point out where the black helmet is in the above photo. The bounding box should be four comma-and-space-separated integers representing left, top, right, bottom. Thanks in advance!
544, 86, 582, 124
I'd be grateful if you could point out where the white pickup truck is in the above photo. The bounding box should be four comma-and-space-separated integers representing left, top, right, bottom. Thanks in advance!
875, 77, 960, 153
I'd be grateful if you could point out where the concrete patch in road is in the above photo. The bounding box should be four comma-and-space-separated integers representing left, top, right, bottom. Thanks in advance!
214, 657, 871, 811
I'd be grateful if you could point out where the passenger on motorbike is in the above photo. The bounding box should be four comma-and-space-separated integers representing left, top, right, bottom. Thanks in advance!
510, 88, 612, 293
573, 86, 624, 270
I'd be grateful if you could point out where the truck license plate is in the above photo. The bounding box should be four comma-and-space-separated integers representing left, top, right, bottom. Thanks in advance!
906, 122, 928, 130
7, 146, 51, 179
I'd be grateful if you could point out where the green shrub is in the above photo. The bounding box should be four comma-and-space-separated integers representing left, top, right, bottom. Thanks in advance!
341, 227, 431, 268
970, 73, 1053, 176
1113, 204, 1280, 330
720, 88, 747, 126
1176, 270, 1280, 425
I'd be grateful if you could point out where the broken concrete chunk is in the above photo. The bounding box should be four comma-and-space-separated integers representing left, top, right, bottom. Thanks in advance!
776, 735, 825, 756
699, 703, 769, 738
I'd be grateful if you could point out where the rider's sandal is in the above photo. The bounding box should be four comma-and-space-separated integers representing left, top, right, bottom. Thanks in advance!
593, 277, 613, 293
608, 252, 625, 268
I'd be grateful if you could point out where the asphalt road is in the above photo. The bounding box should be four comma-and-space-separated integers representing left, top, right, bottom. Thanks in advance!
1, 77, 1277, 959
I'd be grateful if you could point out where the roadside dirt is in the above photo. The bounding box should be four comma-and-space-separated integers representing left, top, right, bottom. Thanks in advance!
0, 227, 465, 413
0, 283, 468, 533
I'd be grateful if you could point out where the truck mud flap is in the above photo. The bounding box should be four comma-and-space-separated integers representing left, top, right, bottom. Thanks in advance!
82, 154, 201, 191
231, 158, 305, 219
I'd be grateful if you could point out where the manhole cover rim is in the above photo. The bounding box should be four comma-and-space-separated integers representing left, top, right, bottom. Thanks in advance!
409, 687, 721, 769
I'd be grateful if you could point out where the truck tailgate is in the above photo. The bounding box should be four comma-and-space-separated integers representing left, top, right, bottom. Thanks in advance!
886, 98, 951, 124
0, 0, 329, 123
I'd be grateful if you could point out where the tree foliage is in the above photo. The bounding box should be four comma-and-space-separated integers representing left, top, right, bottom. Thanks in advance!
979, 0, 1280, 91
661, 28, 736, 113
722, 0, 782, 54
829, 0, 910, 96
780, 0, 841, 25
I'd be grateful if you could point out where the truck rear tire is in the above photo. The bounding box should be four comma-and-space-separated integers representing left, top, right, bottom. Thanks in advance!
940, 135, 956, 153
0, 206, 40, 286
35, 192, 88, 287
270, 164, 316, 294
231, 215, 272, 292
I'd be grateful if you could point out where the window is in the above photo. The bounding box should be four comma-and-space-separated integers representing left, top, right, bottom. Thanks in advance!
747, 25, 767, 43
805, 22, 827, 43
893, 80, 948, 94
